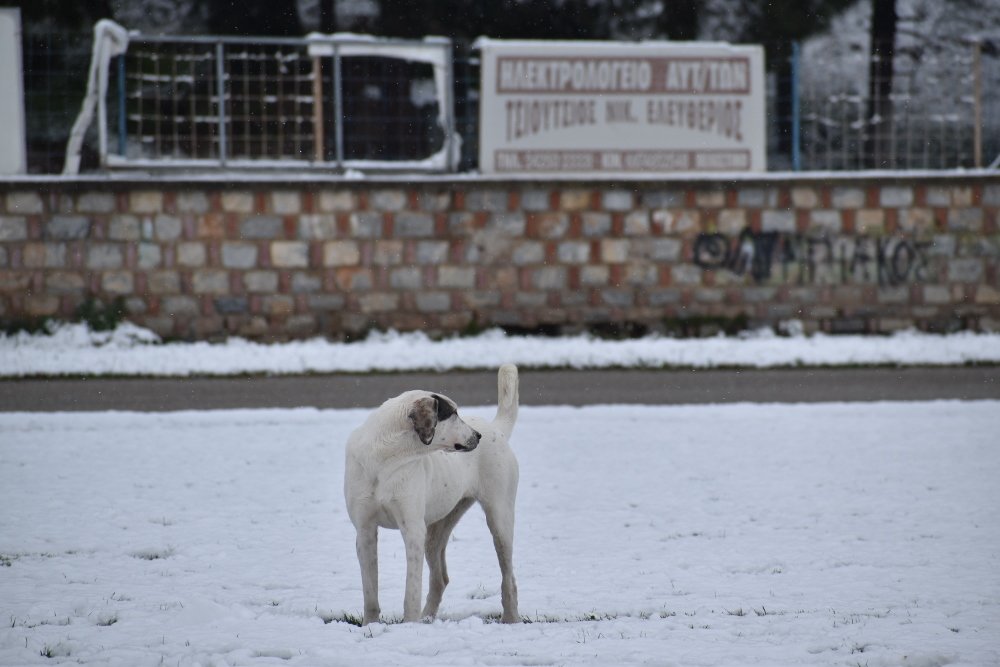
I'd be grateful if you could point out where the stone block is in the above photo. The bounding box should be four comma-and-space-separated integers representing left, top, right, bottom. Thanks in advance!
582, 212, 611, 236
762, 210, 796, 233
322, 241, 360, 266
77, 191, 116, 214
879, 186, 913, 207
808, 210, 842, 235
652, 209, 699, 234
359, 293, 399, 313
448, 212, 477, 236
855, 209, 885, 235
899, 208, 936, 235
465, 189, 508, 212
625, 263, 657, 286
147, 271, 180, 294
717, 209, 746, 235
602, 289, 634, 307
0, 216, 27, 241
649, 238, 682, 262
109, 215, 141, 240
791, 187, 820, 208
535, 212, 569, 238
831, 186, 865, 209
737, 187, 776, 207
647, 288, 681, 305
924, 186, 951, 207
25, 295, 60, 316
271, 190, 301, 214
138, 243, 162, 269
559, 189, 592, 211
922, 285, 951, 304
602, 189, 633, 211
981, 184, 1000, 206
437, 266, 475, 289
373, 240, 403, 265
670, 265, 703, 285
350, 212, 384, 237
222, 242, 258, 269
580, 265, 609, 286
291, 272, 321, 293
623, 210, 650, 235
390, 267, 423, 289
23, 243, 65, 268
947, 208, 983, 232
6, 191, 44, 214
416, 241, 449, 265
155, 214, 183, 240
87, 244, 123, 269
947, 258, 983, 282
271, 241, 309, 268
395, 212, 434, 237
102, 271, 134, 295
161, 296, 199, 316
418, 191, 451, 212
47, 216, 90, 240
318, 190, 358, 211
416, 292, 451, 312
192, 269, 228, 294
176, 191, 210, 214
532, 266, 566, 290
512, 241, 544, 265
45, 272, 84, 293
221, 191, 255, 213
215, 297, 249, 314
130, 190, 163, 213
641, 189, 684, 208
241, 215, 283, 239
482, 212, 524, 237
520, 189, 551, 211
975, 285, 1000, 304
307, 294, 345, 311
244, 270, 278, 293
601, 239, 629, 263
370, 189, 407, 211
177, 242, 207, 267
298, 214, 338, 239
557, 241, 590, 264
694, 189, 726, 207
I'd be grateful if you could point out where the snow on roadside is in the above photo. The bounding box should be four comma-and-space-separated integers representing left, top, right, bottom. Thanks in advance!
1, 321, 999, 377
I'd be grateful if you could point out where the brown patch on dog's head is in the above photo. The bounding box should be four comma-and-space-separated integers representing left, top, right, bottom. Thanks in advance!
408, 396, 438, 445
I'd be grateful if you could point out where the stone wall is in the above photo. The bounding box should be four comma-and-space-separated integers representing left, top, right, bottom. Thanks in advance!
1, 175, 998, 340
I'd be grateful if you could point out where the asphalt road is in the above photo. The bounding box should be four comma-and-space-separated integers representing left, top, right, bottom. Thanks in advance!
0, 366, 996, 412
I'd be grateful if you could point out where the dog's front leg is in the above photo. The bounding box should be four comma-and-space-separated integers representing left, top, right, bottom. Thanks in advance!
395, 509, 428, 622
355, 522, 380, 625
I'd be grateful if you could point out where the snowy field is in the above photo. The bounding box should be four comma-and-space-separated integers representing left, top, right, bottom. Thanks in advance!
2, 322, 1000, 376
1, 401, 998, 666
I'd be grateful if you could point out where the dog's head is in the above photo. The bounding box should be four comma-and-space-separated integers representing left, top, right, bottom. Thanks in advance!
408, 393, 481, 452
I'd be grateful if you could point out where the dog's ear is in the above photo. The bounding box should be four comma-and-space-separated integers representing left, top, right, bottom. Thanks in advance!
431, 394, 456, 421
408, 396, 438, 445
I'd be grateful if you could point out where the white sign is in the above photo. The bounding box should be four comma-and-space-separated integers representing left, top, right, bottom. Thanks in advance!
0, 8, 27, 174
477, 39, 766, 175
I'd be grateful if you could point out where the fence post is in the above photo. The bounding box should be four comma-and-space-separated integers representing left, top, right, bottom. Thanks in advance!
117, 55, 126, 157
972, 39, 982, 169
791, 41, 801, 172
333, 44, 344, 168
215, 41, 227, 166
312, 56, 324, 163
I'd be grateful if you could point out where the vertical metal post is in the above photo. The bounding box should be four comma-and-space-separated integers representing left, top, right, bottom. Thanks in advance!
215, 41, 227, 165
972, 39, 983, 169
333, 44, 344, 168
117, 55, 127, 157
312, 56, 325, 163
442, 41, 456, 172
790, 41, 801, 172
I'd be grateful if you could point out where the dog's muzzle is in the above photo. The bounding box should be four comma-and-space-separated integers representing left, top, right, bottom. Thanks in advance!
454, 430, 481, 452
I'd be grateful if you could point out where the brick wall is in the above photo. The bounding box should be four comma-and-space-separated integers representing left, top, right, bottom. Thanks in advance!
1, 175, 998, 340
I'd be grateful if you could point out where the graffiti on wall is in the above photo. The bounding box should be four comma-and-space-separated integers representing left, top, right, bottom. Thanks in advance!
693, 228, 932, 286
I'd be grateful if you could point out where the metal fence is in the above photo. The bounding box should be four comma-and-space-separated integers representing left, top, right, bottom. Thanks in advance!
18, 28, 999, 174
92, 32, 455, 172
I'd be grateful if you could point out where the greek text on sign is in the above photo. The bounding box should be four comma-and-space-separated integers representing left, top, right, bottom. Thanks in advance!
477, 40, 766, 175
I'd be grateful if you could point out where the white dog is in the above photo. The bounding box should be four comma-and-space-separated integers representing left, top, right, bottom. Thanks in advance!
344, 364, 520, 625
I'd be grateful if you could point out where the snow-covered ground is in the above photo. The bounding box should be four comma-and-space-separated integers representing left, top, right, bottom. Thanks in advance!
1, 402, 998, 666
2, 322, 1000, 376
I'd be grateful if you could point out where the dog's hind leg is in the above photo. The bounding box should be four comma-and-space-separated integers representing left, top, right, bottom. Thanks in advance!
482, 498, 519, 623
422, 497, 475, 619
355, 523, 381, 625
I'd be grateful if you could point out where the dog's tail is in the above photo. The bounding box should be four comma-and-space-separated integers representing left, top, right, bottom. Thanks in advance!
494, 363, 519, 436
